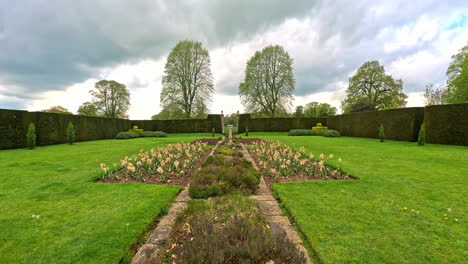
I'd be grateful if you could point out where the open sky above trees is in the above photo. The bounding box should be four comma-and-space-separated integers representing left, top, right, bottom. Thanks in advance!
0, 0, 467, 119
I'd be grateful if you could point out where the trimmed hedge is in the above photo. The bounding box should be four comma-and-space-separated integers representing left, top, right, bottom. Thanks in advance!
327, 107, 425, 142
0, 109, 221, 149
132, 114, 222, 134
238, 114, 327, 133
0, 109, 132, 149
424, 103, 468, 146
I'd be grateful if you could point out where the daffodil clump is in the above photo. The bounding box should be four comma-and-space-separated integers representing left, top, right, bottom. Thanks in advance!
248, 141, 349, 180
100, 142, 209, 182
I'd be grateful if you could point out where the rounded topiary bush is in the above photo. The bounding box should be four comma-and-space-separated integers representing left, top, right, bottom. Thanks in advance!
288, 129, 316, 136
141, 131, 167, 137
323, 129, 340, 137
115, 131, 140, 139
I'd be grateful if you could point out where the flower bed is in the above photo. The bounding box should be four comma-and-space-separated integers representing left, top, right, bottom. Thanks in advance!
97, 140, 213, 186
243, 139, 355, 187
155, 195, 307, 263
188, 138, 260, 199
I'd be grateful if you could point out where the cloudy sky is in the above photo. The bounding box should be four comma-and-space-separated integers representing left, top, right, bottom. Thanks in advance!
0, 0, 467, 119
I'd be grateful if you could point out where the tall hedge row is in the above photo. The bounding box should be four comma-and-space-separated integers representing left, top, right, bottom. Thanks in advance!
132, 114, 222, 134
0, 109, 132, 149
327, 107, 425, 142
237, 114, 327, 133
424, 103, 468, 146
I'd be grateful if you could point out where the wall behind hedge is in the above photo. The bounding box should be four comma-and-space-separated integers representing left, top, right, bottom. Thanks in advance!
327, 107, 425, 142
424, 103, 468, 145
132, 114, 222, 134
0, 109, 132, 149
238, 114, 327, 133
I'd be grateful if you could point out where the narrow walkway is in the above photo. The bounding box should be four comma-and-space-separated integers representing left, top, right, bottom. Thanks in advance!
241, 143, 313, 264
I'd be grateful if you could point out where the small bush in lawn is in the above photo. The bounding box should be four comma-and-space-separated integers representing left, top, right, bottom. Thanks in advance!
245, 127, 248, 136
115, 131, 140, 139
141, 131, 167, 137
418, 122, 426, 146
316, 129, 328, 136
67, 121, 75, 144
128, 125, 143, 135
323, 129, 340, 137
212, 127, 215, 137
288, 129, 316, 136
379, 123, 385, 142
26, 123, 36, 149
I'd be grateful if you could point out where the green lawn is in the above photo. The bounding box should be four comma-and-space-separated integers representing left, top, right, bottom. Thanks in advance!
0, 133, 217, 264
250, 132, 467, 264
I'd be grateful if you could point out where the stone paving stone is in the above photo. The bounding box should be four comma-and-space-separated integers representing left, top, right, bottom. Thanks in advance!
146, 225, 172, 245
130, 244, 159, 264
158, 202, 187, 226
251, 194, 276, 201
258, 200, 282, 216
175, 188, 189, 202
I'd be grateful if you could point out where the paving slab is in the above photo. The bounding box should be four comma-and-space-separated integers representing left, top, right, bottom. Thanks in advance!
130, 244, 159, 264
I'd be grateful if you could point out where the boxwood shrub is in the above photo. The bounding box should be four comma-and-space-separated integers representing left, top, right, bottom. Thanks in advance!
323, 129, 341, 137
141, 131, 167, 137
115, 131, 140, 139
288, 129, 316, 136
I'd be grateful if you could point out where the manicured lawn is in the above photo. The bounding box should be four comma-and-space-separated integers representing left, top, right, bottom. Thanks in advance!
0, 133, 217, 264
250, 132, 467, 264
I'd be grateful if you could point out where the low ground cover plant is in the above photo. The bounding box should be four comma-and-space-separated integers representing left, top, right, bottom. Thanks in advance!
156, 195, 306, 263
189, 140, 260, 198
247, 140, 351, 182
99, 141, 209, 183
288, 128, 340, 137
116, 130, 167, 139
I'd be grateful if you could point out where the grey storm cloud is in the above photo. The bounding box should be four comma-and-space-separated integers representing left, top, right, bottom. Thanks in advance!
0, 0, 467, 105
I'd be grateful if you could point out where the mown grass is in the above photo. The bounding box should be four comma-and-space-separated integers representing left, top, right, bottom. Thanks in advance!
250, 132, 467, 264
0, 133, 217, 264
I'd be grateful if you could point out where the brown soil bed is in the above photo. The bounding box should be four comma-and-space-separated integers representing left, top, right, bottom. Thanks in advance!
239, 137, 269, 145
190, 138, 219, 145
96, 139, 217, 186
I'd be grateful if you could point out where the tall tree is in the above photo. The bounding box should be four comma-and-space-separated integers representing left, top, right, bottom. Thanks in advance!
89, 80, 130, 119
77, 102, 98, 116
341, 61, 407, 113
304, 102, 337, 117
445, 44, 468, 104
239, 45, 295, 117
161, 40, 214, 118
43, 106, 72, 114
424, 83, 447, 106
294, 105, 304, 118
348, 100, 376, 113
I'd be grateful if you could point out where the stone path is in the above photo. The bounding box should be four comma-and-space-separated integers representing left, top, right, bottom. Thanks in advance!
241, 143, 313, 264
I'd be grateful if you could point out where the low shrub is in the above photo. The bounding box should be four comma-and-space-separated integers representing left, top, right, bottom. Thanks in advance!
128, 125, 143, 135
323, 129, 340, 137
141, 131, 167, 137
212, 127, 215, 137
245, 127, 248, 136
189, 169, 221, 199
115, 131, 140, 139
67, 121, 75, 144
418, 122, 425, 146
312, 123, 328, 133
288, 129, 316, 136
26, 123, 36, 149
379, 123, 385, 142
158, 195, 307, 263
316, 129, 327, 136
